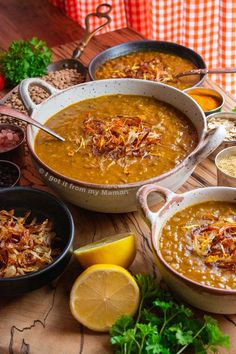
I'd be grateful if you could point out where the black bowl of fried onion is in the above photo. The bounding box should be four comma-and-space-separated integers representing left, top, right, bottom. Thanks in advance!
0, 187, 74, 296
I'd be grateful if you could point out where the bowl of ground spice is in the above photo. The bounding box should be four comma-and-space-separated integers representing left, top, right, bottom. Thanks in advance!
215, 146, 236, 187
184, 87, 224, 116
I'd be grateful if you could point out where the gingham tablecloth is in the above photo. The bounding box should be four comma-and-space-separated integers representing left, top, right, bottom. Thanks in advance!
50, 0, 236, 96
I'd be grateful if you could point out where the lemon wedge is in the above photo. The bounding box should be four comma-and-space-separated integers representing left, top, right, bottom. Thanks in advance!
74, 233, 136, 269
70, 264, 140, 332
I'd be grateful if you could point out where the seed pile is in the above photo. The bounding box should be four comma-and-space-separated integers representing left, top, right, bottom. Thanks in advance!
0, 68, 86, 128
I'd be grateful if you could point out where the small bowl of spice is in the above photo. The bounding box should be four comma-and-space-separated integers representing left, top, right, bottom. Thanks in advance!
215, 146, 236, 187
184, 87, 224, 116
0, 123, 25, 164
0, 160, 21, 188
207, 111, 236, 159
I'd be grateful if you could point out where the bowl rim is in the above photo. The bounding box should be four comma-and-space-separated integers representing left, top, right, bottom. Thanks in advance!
0, 159, 21, 187
152, 186, 236, 294
0, 122, 25, 154
27, 78, 207, 190
0, 186, 74, 282
88, 39, 207, 86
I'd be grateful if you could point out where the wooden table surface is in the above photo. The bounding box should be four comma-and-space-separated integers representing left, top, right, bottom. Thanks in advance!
0, 27, 236, 354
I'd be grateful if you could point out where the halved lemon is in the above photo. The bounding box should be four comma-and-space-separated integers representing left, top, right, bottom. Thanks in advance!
70, 264, 140, 332
74, 233, 136, 269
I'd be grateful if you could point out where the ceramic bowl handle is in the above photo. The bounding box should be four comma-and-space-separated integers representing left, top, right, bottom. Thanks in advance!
187, 126, 226, 168
19, 78, 60, 114
137, 184, 179, 225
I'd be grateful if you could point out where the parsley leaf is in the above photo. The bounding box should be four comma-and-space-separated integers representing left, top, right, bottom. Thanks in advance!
0, 37, 52, 86
110, 274, 230, 354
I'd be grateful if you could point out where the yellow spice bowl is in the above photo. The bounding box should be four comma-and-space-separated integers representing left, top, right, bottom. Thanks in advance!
184, 87, 224, 116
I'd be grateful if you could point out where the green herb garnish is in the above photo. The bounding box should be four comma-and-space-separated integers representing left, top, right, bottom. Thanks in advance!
110, 274, 230, 354
232, 107, 236, 113
0, 37, 51, 86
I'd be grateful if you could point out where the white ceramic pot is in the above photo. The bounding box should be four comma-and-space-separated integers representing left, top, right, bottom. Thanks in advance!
20, 78, 225, 213
137, 184, 236, 314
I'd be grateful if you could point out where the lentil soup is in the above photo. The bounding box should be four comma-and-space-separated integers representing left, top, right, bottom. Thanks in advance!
95, 51, 199, 90
34, 94, 198, 184
160, 201, 236, 290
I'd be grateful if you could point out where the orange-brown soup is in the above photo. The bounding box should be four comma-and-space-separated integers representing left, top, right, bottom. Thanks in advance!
35, 94, 198, 184
95, 51, 200, 90
160, 201, 236, 289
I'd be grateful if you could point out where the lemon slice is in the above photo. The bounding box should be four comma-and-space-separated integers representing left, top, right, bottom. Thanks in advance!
70, 264, 140, 332
74, 233, 136, 269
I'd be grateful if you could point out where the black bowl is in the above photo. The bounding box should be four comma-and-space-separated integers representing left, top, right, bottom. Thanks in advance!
0, 187, 74, 296
89, 40, 207, 87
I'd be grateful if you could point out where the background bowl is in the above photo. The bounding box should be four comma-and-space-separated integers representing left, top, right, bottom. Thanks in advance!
137, 184, 236, 314
207, 111, 236, 160
0, 160, 21, 188
89, 40, 207, 88
0, 123, 25, 165
0, 187, 74, 296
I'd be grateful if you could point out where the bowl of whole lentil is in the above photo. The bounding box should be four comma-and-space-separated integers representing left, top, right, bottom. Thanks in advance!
0, 160, 21, 188
215, 146, 236, 187
137, 184, 236, 314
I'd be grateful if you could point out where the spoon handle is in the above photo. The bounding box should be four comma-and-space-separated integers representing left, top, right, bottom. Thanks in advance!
176, 67, 236, 78
0, 105, 65, 142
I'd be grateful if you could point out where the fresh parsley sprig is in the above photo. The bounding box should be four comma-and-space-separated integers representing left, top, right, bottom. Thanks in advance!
0, 37, 52, 86
110, 274, 230, 354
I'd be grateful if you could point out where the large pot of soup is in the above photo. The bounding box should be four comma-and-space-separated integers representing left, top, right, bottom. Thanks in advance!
20, 78, 225, 213
137, 184, 236, 313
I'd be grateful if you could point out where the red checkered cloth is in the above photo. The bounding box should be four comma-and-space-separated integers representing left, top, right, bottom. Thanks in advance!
50, 0, 236, 95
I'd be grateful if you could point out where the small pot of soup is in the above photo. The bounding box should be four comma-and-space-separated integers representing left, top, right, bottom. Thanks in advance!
20, 78, 225, 213
137, 184, 236, 313
89, 40, 207, 90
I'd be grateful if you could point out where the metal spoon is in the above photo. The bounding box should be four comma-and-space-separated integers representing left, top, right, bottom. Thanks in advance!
176, 67, 236, 78
0, 105, 65, 142
47, 3, 112, 78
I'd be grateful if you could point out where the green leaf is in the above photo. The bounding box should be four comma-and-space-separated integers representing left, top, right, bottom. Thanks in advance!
232, 107, 236, 112
204, 315, 230, 348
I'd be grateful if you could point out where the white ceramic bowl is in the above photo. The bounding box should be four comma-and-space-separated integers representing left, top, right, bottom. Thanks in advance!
137, 184, 236, 314
20, 78, 225, 213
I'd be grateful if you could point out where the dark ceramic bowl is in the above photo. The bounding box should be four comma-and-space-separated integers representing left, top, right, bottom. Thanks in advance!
0, 187, 74, 296
89, 40, 207, 88
0, 123, 25, 165
0, 160, 21, 188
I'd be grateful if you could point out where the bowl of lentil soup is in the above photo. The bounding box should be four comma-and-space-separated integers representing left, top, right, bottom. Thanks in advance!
137, 184, 236, 314
20, 77, 225, 213
89, 40, 207, 90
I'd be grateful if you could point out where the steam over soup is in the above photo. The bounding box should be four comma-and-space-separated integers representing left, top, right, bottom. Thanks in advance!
160, 201, 236, 290
95, 51, 200, 90
35, 94, 198, 184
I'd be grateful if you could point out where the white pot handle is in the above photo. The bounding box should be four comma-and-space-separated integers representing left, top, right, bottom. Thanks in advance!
19, 78, 60, 114
186, 126, 226, 168
137, 184, 183, 225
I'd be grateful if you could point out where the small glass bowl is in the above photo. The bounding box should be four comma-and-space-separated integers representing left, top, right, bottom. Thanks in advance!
0, 123, 25, 165
184, 87, 224, 116
215, 146, 236, 187
0, 160, 21, 188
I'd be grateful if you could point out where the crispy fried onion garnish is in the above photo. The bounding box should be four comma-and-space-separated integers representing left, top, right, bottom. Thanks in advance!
110, 57, 175, 83
0, 210, 61, 278
187, 215, 236, 270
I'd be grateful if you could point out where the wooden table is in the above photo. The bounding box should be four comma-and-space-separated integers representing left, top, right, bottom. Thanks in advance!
0, 28, 236, 354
